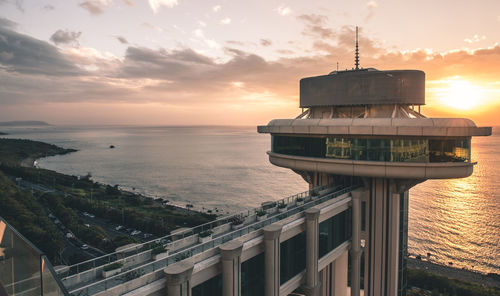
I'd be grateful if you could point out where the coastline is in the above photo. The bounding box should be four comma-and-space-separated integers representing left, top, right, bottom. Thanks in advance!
27, 144, 211, 216
409, 258, 500, 288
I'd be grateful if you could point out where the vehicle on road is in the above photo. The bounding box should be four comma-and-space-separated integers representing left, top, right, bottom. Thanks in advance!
81, 244, 89, 250
131, 230, 142, 236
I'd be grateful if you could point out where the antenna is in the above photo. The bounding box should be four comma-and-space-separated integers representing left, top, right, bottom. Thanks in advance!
355, 26, 359, 70
337, 62, 339, 72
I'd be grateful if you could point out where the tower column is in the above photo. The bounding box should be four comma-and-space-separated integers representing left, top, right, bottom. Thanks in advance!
303, 208, 321, 296
220, 240, 244, 296
263, 223, 282, 296
351, 189, 365, 296
164, 261, 194, 296
387, 192, 401, 296
366, 179, 402, 296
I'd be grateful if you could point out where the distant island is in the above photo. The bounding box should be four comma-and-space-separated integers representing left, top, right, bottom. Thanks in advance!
0, 121, 50, 126
0, 132, 7, 135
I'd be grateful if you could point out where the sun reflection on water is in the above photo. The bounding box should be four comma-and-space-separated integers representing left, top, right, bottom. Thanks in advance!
409, 132, 500, 274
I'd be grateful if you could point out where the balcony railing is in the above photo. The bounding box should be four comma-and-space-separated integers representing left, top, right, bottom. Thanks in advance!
0, 216, 69, 296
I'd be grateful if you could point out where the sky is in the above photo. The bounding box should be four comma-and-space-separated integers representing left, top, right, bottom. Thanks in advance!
0, 0, 499, 126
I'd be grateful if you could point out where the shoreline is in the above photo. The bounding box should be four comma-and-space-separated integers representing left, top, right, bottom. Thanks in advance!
409, 257, 500, 288
29, 149, 211, 216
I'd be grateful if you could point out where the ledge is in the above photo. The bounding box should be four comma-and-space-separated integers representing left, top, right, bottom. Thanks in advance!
257, 118, 491, 137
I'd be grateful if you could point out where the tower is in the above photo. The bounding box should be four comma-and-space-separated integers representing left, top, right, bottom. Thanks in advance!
257, 30, 491, 296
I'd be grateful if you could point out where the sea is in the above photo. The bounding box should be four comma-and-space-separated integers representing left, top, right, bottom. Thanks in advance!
1, 125, 499, 274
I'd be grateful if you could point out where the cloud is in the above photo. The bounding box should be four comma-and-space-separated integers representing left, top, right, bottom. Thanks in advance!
297, 14, 334, 39
79, 0, 111, 15
14, 0, 23, 12
0, 17, 17, 29
226, 40, 246, 46
260, 39, 272, 47
276, 5, 292, 16
0, 20, 83, 76
148, 0, 178, 13
365, 0, 378, 21
0, 0, 23, 11
220, 18, 231, 25
123, 0, 134, 5
277, 49, 294, 55
193, 29, 219, 49
297, 14, 328, 25
42, 4, 55, 10
213, 5, 221, 12
464, 34, 486, 44
115, 35, 128, 44
50, 30, 82, 46
142, 22, 164, 32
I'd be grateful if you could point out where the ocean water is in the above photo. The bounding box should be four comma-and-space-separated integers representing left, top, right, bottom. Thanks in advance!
2, 125, 499, 274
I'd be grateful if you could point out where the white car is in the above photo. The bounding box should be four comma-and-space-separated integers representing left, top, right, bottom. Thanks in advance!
115, 225, 124, 231
81, 244, 89, 250
131, 230, 142, 236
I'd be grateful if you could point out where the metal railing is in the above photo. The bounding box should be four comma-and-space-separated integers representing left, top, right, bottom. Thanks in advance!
56, 184, 332, 279
68, 185, 357, 295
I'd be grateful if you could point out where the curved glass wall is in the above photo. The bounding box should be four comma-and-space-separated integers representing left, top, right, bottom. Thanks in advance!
271, 136, 470, 163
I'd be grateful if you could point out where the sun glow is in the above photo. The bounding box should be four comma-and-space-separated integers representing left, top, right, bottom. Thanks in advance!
438, 80, 483, 110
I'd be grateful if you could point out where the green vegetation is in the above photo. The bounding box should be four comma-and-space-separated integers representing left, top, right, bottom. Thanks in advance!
151, 245, 167, 255
408, 269, 500, 296
0, 172, 64, 261
103, 261, 123, 271
0, 138, 76, 166
198, 230, 212, 237
277, 201, 286, 208
255, 209, 267, 217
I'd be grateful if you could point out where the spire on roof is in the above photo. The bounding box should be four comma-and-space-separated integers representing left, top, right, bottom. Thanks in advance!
355, 26, 360, 70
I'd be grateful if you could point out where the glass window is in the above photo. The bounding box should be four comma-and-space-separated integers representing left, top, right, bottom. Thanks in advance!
241, 253, 265, 296
192, 273, 222, 296
272, 136, 470, 163
429, 139, 470, 162
280, 232, 306, 284
319, 209, 352, 258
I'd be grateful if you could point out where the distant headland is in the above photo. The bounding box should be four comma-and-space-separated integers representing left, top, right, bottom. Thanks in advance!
0, 121, 51, 126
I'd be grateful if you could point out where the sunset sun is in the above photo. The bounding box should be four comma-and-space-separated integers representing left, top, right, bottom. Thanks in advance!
439, 80, 483, 110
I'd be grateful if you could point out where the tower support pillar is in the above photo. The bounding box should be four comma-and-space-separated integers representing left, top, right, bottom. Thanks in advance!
220, 240, 244, 296
351, 189, 366, 296
264, 223, 283, 296
303, 208, 321, 296
164, 261, 194, 296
